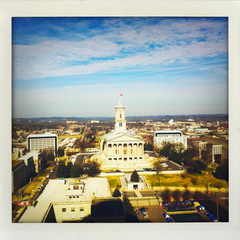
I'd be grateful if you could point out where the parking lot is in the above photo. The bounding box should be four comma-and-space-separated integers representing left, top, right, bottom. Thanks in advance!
133, 205, 167, 222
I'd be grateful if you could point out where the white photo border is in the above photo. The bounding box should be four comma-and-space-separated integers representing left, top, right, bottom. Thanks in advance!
1, 1, 240, 240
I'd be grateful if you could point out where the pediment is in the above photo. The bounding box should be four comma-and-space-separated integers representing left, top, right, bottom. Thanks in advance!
106, 133, 142, 142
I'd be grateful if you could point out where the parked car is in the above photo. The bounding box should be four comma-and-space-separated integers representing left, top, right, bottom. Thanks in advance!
140, 207, 149, 218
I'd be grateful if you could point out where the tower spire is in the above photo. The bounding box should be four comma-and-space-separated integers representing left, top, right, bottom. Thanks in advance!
115, 94, 126, 133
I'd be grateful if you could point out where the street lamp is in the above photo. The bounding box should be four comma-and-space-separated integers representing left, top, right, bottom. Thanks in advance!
207, 181, 212, 194
158, 178, 161, 190
216, 191, 219, 222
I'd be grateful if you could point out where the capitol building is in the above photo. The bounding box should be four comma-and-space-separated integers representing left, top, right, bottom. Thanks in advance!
93, 99, 153, 171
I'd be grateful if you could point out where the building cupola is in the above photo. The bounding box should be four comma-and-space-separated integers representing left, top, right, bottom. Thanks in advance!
115, 96, 126, 133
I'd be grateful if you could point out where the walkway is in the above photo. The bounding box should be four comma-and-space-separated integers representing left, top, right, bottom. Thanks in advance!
135, 190, 143, 198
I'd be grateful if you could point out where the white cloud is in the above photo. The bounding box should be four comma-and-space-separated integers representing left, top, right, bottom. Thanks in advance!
13, 18, 227, 81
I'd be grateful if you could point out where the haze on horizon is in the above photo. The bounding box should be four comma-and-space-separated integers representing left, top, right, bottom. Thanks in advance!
12, 17, 228, 118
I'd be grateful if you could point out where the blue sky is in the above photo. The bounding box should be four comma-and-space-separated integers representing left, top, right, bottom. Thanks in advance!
12, 17, 228, 118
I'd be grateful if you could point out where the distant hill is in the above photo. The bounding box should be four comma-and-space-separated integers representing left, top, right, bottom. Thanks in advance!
13, 114, 228, 123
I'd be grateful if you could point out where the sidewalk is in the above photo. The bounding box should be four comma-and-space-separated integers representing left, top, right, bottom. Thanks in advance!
135, 190, 143, 198
150, 186, 228, 193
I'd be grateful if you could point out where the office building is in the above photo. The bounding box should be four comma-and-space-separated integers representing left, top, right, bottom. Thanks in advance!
27, 133, 58, 155
154, 130, 188, 150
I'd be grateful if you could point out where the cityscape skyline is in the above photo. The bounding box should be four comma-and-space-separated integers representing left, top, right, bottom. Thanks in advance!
12, 17, 228, 118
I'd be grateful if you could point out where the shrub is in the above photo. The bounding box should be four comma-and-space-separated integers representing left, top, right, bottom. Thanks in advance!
130, 170, 140, 182
112, 188, 121, 197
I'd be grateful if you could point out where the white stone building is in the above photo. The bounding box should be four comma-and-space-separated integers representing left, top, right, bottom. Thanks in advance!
18, 178, 111, 223
97, 99, 152, 171
154, 130, 188, 150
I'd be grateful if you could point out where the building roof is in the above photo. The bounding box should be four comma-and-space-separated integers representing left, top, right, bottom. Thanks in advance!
101, 131, 143, 141
12, 159, 24, 167
27, 133, 57, 138
18, 151, 40, 160
155, 130, 182, 134
18, 178, 111, 223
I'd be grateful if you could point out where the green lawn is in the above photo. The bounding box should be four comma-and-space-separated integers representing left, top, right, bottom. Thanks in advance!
145, 173, 228, 189
107, 176, 121, 188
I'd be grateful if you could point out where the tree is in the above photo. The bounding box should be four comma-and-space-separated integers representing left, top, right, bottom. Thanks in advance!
159, 141, 185, 156
112, 188, 121, 197
161, 189, 171, 202
172, 190, 181, 202
130, 170, 140, 182
159, 141, 173, 157
182, 147, 198, 163
122, 194, 139, 222
83, 160, 101, 177
214, 164, 228, 182
57, 161, 70, 178
144, 143, 154, 151
190, 177, 198, 186
57, 147, 65, 157
182, 190, 192, 201
153, 160, 163, 175
41, 148, 55, 169
192, 160, 207, 173
70, 164, 83, 178
185, 159, 207, 173
158, 141, 185, 164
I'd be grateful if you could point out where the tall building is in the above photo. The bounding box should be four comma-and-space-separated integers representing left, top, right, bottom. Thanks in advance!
154, 130, 188, 150
27, 133, 58, 155
97, 98, 152, 171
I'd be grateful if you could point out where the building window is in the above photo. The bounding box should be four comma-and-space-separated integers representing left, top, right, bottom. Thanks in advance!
108, 158, 112, 161
80, 207, 84, 211
71, 207, 75, 212
119, 158, 122, 160
124, 149, 127, 154
62, 208, 66, 212
119, 122, 122, 127
124, 158, 127, 161
114, 158, 117, 160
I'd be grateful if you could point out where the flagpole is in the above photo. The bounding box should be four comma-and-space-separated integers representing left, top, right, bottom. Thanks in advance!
119, 93, 123, 105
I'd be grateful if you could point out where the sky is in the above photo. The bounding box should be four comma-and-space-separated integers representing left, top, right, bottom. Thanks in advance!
12, 17, 228, 118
